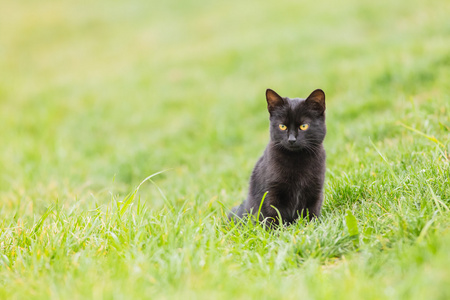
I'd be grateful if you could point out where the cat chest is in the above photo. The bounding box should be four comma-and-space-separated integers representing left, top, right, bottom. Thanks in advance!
272, 170, 317, 203
275, 167, 314, 188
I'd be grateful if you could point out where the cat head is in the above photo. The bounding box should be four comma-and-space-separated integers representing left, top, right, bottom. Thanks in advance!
266, 88, 326, 152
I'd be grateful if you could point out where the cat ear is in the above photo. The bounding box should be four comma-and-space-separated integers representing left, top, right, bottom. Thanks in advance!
266, 89, 285, 114
305, 89, 325, 115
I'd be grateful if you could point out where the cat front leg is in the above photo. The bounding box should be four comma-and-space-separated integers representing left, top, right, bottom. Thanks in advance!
258, 196, 295, 226
304, 195, 323, 221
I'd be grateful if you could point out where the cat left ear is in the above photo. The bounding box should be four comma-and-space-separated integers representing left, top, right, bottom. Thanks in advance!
305, 89, 325, 115
266, 89, 285, 114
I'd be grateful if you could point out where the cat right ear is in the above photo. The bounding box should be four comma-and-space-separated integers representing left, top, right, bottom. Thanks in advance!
266, 89, 285, 114
305, 89, 326, 115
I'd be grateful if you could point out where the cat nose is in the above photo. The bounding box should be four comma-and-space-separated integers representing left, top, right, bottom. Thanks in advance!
288, 135, 296, 144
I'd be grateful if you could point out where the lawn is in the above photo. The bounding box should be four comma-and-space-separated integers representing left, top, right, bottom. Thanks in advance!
0, 0, 449, 299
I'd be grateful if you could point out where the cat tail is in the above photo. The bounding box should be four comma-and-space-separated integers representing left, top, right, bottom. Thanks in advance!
227, 202, 246, 221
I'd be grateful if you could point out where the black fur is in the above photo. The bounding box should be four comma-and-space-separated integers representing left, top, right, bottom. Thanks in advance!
229, 88, 326, 226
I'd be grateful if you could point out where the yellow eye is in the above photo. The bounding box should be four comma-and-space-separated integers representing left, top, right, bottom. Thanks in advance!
279, 124, 287, 131
299, 124, 309, 131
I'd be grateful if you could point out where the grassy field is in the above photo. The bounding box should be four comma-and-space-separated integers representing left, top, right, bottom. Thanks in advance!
1, 0, 449, 299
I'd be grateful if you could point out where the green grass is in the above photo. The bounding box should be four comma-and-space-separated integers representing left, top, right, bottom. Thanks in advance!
1, 0, 449, 299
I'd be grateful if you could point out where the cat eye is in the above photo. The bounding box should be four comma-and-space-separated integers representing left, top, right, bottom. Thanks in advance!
279, 124, 287, 131
299, 124, 309, 131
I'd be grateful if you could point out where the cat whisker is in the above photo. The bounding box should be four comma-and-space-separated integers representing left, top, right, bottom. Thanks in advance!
302, 144, 322, 158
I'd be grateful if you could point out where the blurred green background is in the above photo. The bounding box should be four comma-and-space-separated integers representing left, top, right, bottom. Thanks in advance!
1, 0, 447, 210
0, 0, 449, 299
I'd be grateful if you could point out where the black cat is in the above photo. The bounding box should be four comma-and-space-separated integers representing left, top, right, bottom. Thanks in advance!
229, 88, 326, 226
